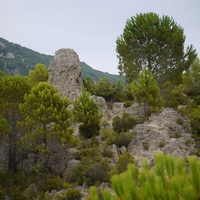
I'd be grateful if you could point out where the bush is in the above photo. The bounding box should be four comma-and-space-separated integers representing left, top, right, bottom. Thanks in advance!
123, 100, 133, 108
105, 131, 134, 148
109, 152, 135, 177
176, 117, 184, 125
101, 128, 116, 141
68, 158, 109, 186
101, 118, 110, 127
3, 186, 26, 200
43, 176, 63, 191
114, 132, 133, 148
56, 189, 82, 200
79, 124, 100, 139
101, 144, 113, 158
75, 147, 100, 160
112, 113, 137, 133
88, 154, 200, 200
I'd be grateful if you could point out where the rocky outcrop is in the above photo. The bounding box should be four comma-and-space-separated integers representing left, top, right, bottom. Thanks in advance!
6, 52, 15, 59
127, 108, 196, 166
0, 41, 6, 49
48, 48, 83, 101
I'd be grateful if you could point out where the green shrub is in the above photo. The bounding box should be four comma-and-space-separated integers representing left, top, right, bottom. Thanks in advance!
68, 158, 109, 186
123, 100, 133, 108
75, 147, 100, 160
3, 186, 26, 200
174, 131, 181, 138
112, 113, 137, 133
0, 170, 28, 189
23, 189, 37, 200
176, 117, 184, 125
196, 148, 200, 157
114, 132, 133, 148
143, 142, 149, 150
159, 141, 166, 148
101, 128, 116, 141
101, 144, 113, 158
109, 152, 135, 177
101, 118, 110, 127
79, 124, 100, 138
43, 176, 63, 191
88, 154, 200, 200
106, 131, 133, 148
56, 189, 82, 200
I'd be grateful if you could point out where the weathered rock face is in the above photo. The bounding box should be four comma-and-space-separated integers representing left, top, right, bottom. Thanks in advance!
127, 108, 196, 166
48, 48, 83, 101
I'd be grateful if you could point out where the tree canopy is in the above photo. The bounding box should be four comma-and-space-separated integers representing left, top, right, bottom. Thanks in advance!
130, 67, 164, 113
19, 82, 73, 155
116, 12, 197, 85
73, 88, 102, 138
0, 75, 33, 171
28, 63, 49, 83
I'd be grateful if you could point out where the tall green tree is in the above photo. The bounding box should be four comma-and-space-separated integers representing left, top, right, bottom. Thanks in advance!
28, 63, 49, 83
130, 67, 163, 114
73, 88, 102, 138
19, 82, 73, 170
116, 12, 197, 85
0, 75, 33, 171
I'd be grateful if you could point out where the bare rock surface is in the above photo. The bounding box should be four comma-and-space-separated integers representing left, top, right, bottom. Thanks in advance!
127, 107, 196, 166
48, 48, 83, 101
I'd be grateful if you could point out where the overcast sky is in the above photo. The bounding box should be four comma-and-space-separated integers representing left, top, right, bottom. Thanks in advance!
1, 0, 200, 74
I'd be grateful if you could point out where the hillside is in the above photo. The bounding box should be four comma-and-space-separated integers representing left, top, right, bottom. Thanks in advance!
0, 38, 125, 84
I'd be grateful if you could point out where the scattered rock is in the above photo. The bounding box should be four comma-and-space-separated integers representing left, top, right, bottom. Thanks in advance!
111, 144, 118, 163
6, 52, 15, 59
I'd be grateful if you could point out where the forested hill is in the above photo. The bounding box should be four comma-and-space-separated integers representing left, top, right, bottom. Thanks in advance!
0, 38, 125, 84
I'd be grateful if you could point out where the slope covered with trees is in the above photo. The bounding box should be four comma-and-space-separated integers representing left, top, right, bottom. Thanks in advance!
0, 38, 125, 84
0, 11, 200, 200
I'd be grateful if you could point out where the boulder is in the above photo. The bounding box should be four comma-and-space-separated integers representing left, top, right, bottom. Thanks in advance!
127, 108, 196, 166
48, 48, 83, 101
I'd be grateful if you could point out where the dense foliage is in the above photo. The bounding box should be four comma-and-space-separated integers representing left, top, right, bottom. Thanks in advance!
116, 12, 197, 85
73, 88, 102, 138
0, 75, 33, 171
130, 67, 164, 114
86, 153, 200, 200
19, 82, 74, 171
28, 63, 49, 83
0, 12, 200, 200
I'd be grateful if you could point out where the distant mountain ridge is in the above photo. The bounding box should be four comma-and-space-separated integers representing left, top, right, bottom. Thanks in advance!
0, 38, 125, 84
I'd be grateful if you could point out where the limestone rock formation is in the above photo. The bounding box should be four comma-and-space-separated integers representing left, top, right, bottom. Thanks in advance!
127, 108, 196, 166
48, 48, 83, 101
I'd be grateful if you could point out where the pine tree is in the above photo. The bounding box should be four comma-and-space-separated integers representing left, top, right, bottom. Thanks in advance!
0, 75, 33, 171
73, 88, 102, 138
28, 63, 49, 83
19, 82, 73, 170
116, 12, 197, 85
130, 67, 163, 114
